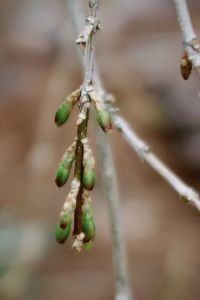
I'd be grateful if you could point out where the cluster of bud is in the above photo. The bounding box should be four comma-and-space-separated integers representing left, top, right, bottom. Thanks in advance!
55, 84, 112, 252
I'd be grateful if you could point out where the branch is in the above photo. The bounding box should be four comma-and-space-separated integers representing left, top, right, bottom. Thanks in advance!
113, 114, 200, 211
173, 0, 200, 72
67, 1, 134, 299
96, 127, 133, 300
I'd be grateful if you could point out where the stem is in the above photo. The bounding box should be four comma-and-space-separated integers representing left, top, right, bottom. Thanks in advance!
73, 116, 88, 235
73, 1, 99, 236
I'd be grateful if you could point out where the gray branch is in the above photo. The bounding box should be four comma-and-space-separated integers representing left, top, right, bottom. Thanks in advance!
113, 115, 200, 211
173, 0, 200, 69
96, 126, 133, 300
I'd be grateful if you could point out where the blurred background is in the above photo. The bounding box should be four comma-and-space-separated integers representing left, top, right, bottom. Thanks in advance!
1, 0, 200, 299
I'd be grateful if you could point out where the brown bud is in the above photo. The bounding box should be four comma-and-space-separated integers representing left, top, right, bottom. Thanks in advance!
180, 51, 192, 80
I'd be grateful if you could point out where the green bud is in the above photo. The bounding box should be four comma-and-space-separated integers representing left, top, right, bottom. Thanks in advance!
55, 163, 70, 187
55, 144, 75, 188
56, 222, 71, 244
55, 102, 73, 127
82, 212, 96, 243
96, 110, 112, 133
83, 240, 94, 251
56, 212, 72, 243
83, 169, 96, 191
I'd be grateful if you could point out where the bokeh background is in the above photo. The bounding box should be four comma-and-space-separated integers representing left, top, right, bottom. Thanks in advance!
1, 0, 200, 299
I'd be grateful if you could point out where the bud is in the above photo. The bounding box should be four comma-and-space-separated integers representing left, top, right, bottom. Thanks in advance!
55, 102, 73, 127
55, 143, 76, 188
88, 89, 112, 133
55, 163, 70, 187
55, 88, 81, 126
82, 211, 96, 243
83, 240, 94, 251
56, 223, 71, 243
56, 212, 72, 243
96, 110, 112, 133
180, 51, 192, 80
83, 141, 95, 190
83, 168, 96, 191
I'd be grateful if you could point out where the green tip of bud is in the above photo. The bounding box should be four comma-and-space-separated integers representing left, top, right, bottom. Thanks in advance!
83, 169, 96, 191
96, 110, 112, 133
83, 240, 94, 251
55, 164, 70, 187
55, 222, 71, 244
55, 102, 72, 127
82, 213, 96, 243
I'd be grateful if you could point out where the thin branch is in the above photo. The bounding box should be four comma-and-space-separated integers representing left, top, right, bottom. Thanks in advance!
96, 126, 133, 300
113, 114, 200, 211
67, 1, 134, 299
173, 0, 196, 42
173, 0, 200, 69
